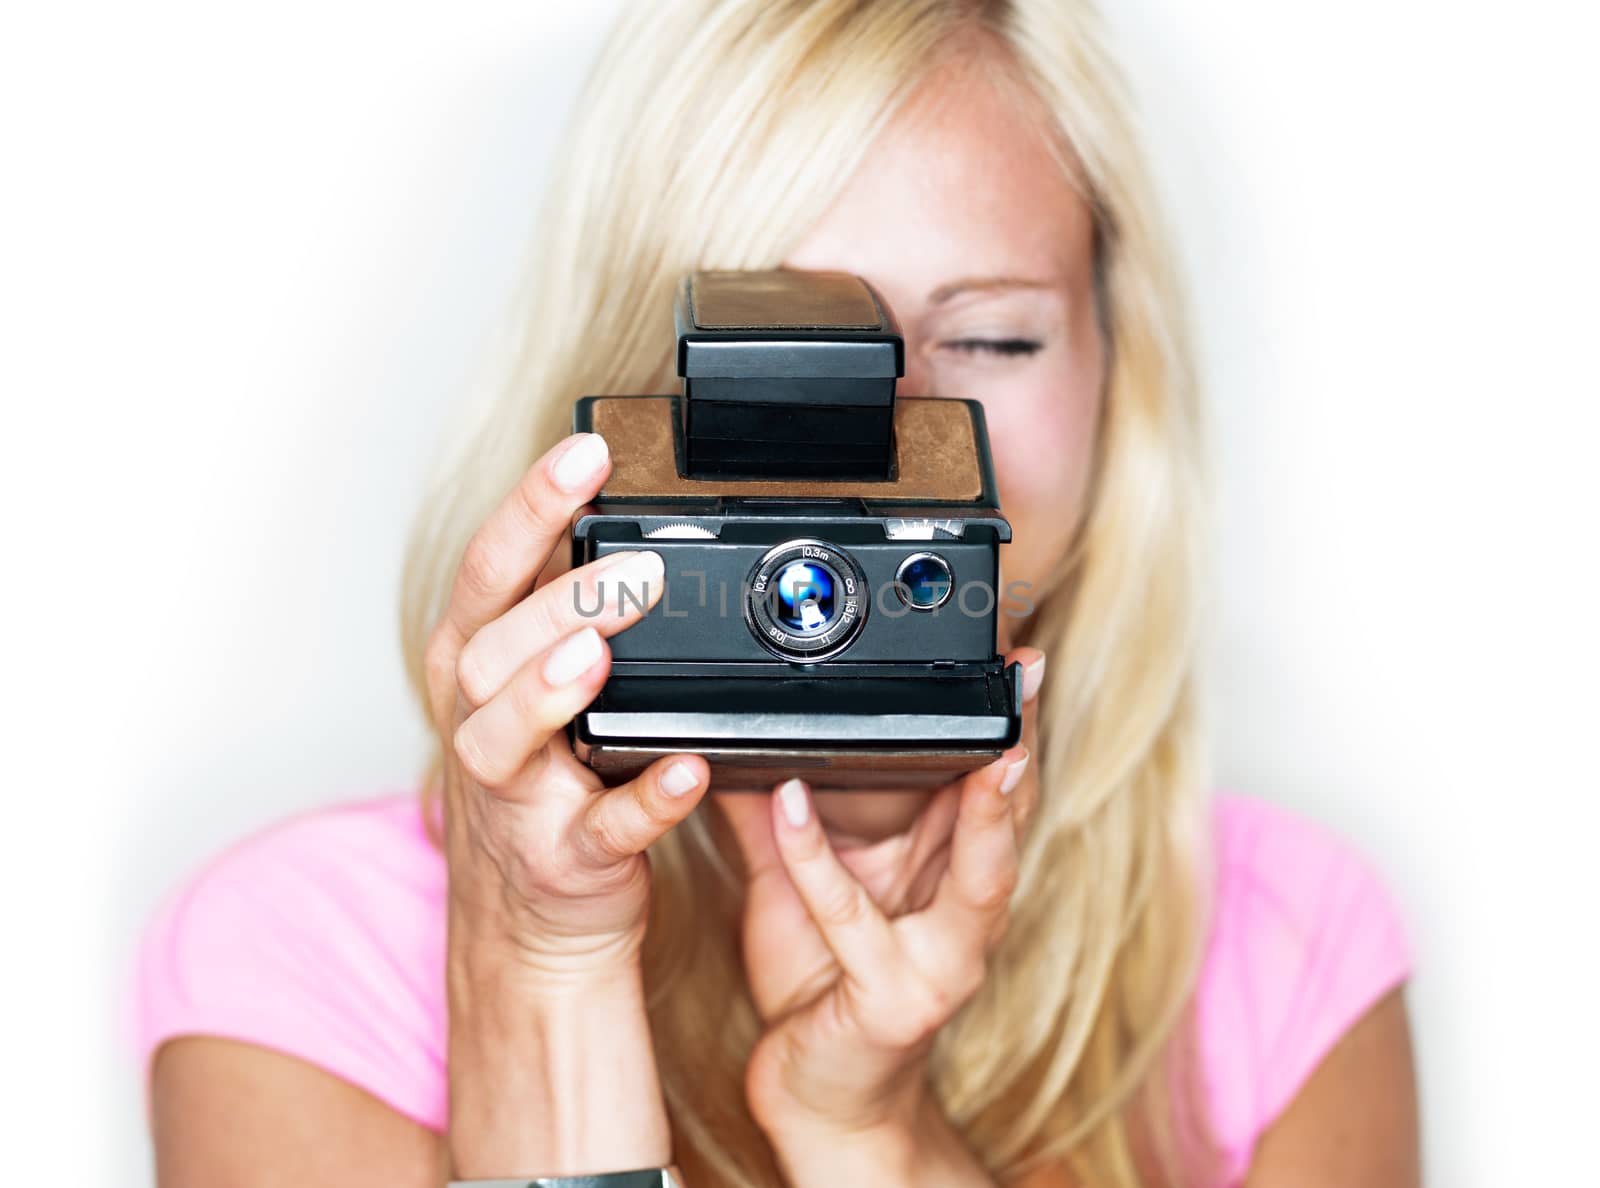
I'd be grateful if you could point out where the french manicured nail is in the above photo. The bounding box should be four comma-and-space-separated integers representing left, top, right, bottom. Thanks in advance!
551, 433, 609, 492
999, 752, 1030, 796
543, 626, 603, 686
777, 778, 810, 828
661, 761, 699, 798
603, 549, 665, 609
1021, 655, 1047, 702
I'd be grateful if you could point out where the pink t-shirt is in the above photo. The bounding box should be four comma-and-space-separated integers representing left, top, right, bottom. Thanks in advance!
128, 792, 1409, 1184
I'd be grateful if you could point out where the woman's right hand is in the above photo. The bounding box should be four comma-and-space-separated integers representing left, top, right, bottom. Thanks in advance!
424, 431, 710, 987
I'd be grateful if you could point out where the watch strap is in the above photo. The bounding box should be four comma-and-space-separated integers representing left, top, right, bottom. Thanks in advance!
449, 1168, 683, 1188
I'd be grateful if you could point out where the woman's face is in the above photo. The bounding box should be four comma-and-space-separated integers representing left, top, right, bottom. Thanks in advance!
784, 58, 1105, 641
782, 57, 1106, 841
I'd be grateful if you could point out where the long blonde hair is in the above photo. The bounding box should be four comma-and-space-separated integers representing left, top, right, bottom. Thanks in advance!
400, 2, 1213, 1184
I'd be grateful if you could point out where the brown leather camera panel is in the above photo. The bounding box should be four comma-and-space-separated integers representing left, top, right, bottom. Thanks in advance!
588, 396, 984, 501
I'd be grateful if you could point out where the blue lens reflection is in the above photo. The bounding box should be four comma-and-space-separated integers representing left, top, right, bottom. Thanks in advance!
898, 554, 952, 609
774, 561, 836, 633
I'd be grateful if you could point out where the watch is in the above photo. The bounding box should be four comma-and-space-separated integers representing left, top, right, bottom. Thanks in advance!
449, 1168, 684, 1188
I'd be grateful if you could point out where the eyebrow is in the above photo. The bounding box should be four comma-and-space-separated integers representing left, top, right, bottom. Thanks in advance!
926, 276, 1056, 304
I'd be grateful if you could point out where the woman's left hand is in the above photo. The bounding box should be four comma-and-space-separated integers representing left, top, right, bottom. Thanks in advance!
714, 647, 1043, 1181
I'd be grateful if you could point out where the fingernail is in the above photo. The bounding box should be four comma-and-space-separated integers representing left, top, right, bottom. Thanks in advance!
777, 778, 810, 828
661, 760, 699, 798
999, 752, 1030, 796
1021, 655, 1047, 703
543, 626, 603, 686
594, 547, 647, 571
551, 433, 609, 492
602, 550, 665, 611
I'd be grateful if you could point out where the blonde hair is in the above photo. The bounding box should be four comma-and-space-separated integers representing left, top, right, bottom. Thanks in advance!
400, 2, 1213, 1184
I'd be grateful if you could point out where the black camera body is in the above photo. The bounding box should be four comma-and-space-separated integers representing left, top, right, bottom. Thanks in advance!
570, 270, 1023, 790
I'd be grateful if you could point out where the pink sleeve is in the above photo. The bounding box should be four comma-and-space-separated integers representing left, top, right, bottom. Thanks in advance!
1198, 796, 1412, 1182
129, 796, 448, 1131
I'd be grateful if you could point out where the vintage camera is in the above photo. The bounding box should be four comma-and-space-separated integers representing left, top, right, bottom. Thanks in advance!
570, 269, 1022, 790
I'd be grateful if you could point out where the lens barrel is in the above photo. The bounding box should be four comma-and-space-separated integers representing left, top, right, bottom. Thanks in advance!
745, 539, 869, 661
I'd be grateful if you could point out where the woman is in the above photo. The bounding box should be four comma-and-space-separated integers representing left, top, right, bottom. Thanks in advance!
133, 2, 1419, 1185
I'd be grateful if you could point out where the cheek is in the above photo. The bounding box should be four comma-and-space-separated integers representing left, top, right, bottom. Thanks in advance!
975, 367, 1099, 525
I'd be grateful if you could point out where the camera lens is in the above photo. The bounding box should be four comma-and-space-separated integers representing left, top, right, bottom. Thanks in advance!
746, 539, 869, 662
773, 561, 836, 633
895, 552, 954, 610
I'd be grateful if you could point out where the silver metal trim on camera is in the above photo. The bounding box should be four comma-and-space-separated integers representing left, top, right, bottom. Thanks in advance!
884, 517, 966, 540
642, 521, 718, 540
583, 709, 1011, 742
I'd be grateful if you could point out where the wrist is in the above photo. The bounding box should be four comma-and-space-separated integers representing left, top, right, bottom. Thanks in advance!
448, 897, 645, 996
447, 955, 646, 1071
448, 1172, 683, 1188
761, 1094, 992, 1188
449, 932, 643, 1007
448, 960, 671, 1177
766, 1121, 918, 1186
758, 1093, 919, 1185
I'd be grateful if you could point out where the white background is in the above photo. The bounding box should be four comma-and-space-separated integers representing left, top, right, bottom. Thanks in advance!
3, 1, 1596, 1182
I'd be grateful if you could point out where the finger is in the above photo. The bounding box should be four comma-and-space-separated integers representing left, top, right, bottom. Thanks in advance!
443, 432, 612, 648
1011, 646, 1047, 710
901, 780, 963, 872
921, 745, 1027, 964
713, 789, 786, 883
736, 838, 838, 1023
830, 785, 957, 916
452, 626, 611, 792
531, 537, 575, 591
573, 752, 711, 868
1007, 646, 1046, 831
768, 779, 901, 982
456, 548, 665, 706
716, 651, 1043, 888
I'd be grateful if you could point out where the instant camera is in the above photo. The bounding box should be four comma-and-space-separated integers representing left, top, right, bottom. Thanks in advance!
570, 269, 1023, 790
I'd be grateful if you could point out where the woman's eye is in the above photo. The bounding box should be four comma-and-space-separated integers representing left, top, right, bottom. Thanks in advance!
941, 337, 1044, 357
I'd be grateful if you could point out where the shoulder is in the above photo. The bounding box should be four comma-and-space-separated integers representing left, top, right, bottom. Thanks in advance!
131, 793, 448, 1131
1194, 793, 1412, 1181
